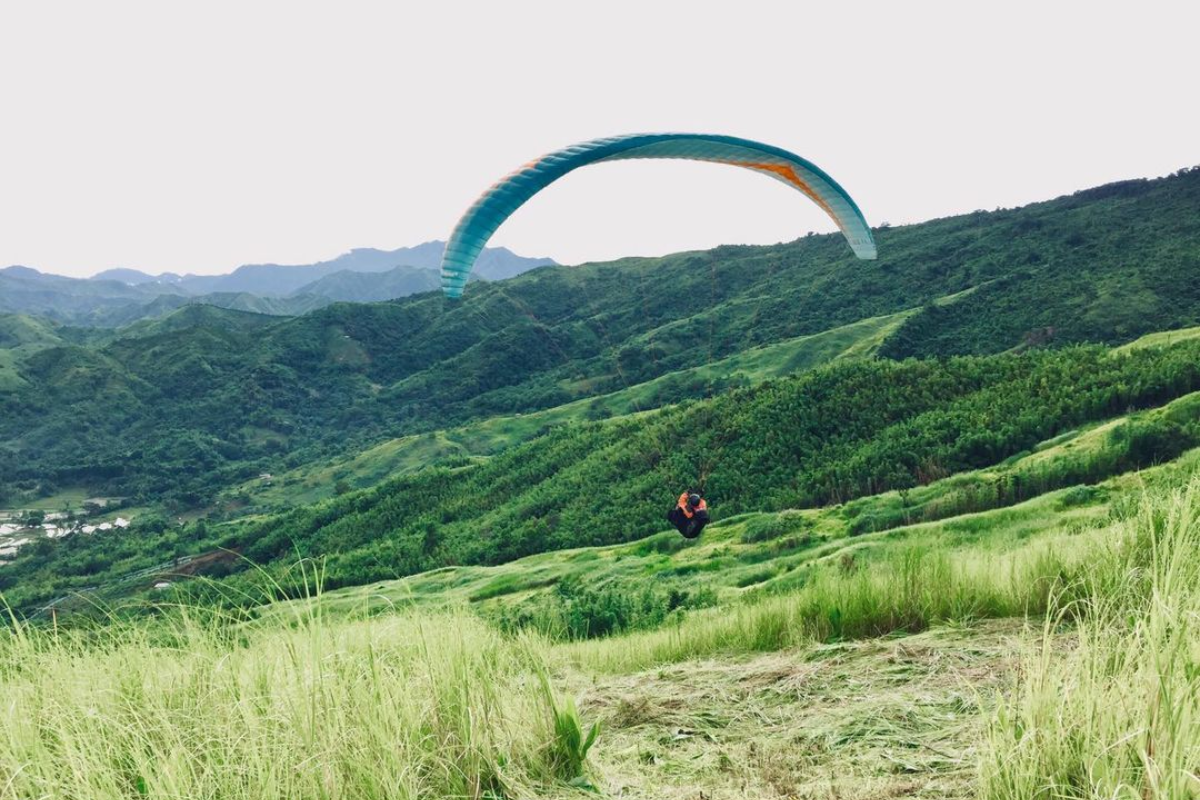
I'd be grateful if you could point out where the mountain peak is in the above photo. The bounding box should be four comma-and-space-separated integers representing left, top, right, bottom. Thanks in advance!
91, 268, 160, 285
1, 265, 43, 278
0, 244, 559, 325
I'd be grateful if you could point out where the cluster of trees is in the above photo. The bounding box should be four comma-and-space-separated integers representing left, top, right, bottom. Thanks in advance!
487, 573, 719, 640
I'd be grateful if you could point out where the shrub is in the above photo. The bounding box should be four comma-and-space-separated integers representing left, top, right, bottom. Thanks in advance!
1057, 484, 1103, 508
741, 511, 812, 544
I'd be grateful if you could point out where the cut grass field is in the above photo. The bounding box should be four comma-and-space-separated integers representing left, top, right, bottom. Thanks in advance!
2, 479, 1196, 798
576, 620, 1026, 799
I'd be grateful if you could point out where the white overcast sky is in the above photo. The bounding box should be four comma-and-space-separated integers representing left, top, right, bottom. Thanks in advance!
1, 1, 1197, 277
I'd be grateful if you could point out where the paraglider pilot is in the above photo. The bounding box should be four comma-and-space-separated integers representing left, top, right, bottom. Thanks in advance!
668, 490, 709, 539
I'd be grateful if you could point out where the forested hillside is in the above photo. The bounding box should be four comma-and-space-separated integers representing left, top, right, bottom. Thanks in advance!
4, 334, 1199, 610
212, 341, 1200, 585
1, 168, 1198, 511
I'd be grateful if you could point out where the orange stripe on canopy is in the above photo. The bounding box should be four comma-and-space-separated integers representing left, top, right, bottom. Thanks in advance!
717, 160, 840, 222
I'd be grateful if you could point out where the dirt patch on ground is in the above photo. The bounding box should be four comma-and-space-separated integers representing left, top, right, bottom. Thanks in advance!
569, 619, 1031, 799
161, 547, 241, 578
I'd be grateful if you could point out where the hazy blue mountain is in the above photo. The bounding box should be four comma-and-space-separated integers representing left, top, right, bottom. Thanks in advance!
3, 266, 143, 295
187, 242, 554, 296
0, 266, 155, 321
90, 268, 169, 286
470, 245, 556, 281
291, 265, 443, 302
0, 267, 328, 326
3, 243, 555, 325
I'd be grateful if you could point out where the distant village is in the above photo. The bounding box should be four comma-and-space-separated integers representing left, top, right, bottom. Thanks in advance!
0, 503, 132, 562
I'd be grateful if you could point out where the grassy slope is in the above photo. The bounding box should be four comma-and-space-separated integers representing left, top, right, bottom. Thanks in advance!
13, 465, 1194, 798
575, 621, 1023, 799
51, 455, 1176, 800
264, 388, 1200, 624
7, 334, 1198, 796
1116, 322, 1200, 352
218, 338, 1200, 596
263, 483, 1098, 623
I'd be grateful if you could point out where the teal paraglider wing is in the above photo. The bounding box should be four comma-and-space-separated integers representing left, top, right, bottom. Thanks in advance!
440, 133, 876, 298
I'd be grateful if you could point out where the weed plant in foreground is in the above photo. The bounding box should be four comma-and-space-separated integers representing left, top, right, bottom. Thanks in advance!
981, 481, 1200, 799
557, 540, 1081, 674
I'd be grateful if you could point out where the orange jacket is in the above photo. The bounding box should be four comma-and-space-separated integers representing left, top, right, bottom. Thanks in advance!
677, 491, 707, 519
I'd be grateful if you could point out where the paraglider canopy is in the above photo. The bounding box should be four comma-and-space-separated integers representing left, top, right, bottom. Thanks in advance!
440, 133, 876, 298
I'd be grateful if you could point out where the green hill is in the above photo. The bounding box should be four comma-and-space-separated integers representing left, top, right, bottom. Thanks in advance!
0, 314, 68, 391
226, 340, 1200, 588
5, 332, 1199, 612
268, 416, 1200, 627
1, 168, 1198, 511
290, 265, 443, 302
0, 244, 552, 324
225, 309, 913, 508
0, 313, 68, 350
110, 304, 285, 341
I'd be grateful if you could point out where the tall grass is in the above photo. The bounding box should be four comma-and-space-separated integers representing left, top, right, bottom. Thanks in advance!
0, 604, 588, 799
2, 485, 1195, 798
559, 539, 1083, 673
981, 480, 1200, 799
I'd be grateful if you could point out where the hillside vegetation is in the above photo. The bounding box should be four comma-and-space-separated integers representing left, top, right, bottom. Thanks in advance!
226, 340, 1200, 589
4, 333, 1199, 614
225, 309, 912, 509
1, 168, 1198, 511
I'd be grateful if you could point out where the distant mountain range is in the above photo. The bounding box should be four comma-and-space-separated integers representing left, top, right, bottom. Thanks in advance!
1, 243, 556, 326
291, 266, 442, 303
